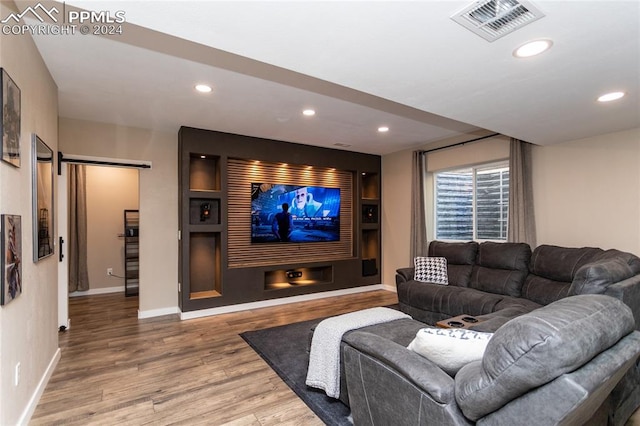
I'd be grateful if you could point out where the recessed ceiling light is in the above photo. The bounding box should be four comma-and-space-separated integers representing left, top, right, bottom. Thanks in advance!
513, 39, 553, 58
195, 84, 212, 93
378, 126, 389, 133
302, 109, 316, 116
597, 91, 625, 102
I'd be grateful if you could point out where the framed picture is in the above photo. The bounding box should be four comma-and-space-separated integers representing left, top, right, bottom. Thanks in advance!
32, 134, 54, 261
1, 214, 22, 306
1, 68, 21, 167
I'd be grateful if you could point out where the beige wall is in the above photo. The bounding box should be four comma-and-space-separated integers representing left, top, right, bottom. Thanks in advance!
84, 166, 139, 291
532, 128, 640, 254
0, 1, 59, 422
382, 128, 640, 286
59, 118, 178, 315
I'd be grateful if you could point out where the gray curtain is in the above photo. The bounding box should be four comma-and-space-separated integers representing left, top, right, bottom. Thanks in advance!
508, 138, 537, 247
69, 164, 90, 292
410, 151, 428, 261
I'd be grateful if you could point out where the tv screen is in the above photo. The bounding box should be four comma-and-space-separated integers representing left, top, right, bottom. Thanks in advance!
251, 183, 340, 243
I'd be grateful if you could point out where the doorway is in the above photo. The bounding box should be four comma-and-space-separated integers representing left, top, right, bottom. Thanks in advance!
58, 159, 144, 329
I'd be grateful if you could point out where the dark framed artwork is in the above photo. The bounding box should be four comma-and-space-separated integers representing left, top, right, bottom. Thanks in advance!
32, 134, 54, 261
1, 214, 22, 305
1, 68, 21, 167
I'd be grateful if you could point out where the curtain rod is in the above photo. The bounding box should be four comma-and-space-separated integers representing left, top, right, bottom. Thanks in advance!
58, 152, 151, 175
420, 132, 501, 154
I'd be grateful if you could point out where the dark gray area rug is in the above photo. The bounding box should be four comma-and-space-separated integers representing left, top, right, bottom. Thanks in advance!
240, 318, 352, 426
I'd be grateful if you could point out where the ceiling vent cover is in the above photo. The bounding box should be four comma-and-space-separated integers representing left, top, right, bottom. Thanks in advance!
451, 0, 545, 42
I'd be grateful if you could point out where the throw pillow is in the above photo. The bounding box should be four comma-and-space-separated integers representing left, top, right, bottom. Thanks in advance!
414, 257, 448, 284
407, 327, 493, 376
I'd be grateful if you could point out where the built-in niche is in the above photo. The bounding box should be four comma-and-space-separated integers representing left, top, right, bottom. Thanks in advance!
178, 126, 381, 312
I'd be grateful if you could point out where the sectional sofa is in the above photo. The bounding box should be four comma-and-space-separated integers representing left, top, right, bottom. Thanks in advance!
330, 241, 640, 425
396, 241, 640, 331
379, 240, 640, 424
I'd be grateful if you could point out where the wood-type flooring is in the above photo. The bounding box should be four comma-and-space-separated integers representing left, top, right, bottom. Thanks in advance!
29, 289, 640, 425
31, 290, 398, 425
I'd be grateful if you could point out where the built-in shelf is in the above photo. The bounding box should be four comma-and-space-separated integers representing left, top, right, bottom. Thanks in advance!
189, 198, 221, 225
189, 232, 221, 298
265, 265, 333, 290
190, 154, 220, 191
360, 172, 380, 278
361, 172, 379, 200
124, 210, 139, 296
190, 290, 222, 300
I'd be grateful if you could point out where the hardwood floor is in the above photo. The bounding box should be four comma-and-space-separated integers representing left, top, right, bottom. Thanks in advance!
31, 290, 399, 425
30, 290, 640, 425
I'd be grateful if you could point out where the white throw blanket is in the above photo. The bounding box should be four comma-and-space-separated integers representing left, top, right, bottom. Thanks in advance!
305, 307, 410, 398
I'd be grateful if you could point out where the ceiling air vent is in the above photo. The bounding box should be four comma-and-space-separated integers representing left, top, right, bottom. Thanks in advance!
451, 0, 545, 42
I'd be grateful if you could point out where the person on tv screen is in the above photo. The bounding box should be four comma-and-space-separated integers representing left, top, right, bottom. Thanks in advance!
272, 202, 293, 242
290, 187, 323, 218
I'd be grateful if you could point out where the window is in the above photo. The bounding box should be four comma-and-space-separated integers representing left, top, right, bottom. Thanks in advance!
435, 162, 509, 241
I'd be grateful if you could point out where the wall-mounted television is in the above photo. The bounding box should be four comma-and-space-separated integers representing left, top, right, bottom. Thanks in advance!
251, 183, 340, 243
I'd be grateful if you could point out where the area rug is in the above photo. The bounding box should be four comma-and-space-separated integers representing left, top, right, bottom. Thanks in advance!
240, 318, 353, 425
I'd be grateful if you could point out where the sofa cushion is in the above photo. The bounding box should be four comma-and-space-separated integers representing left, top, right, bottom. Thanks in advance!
469, 242, 531, 297
428, 241, 478, 287
396, 281, 503, 318
569, 255, 640, 296
454, 294, 635, 421
521, 275, 572, 306
414, 257, 448, 284
529, 245, 603, 282
522, 245, 603, 305
407, 328, 493, 376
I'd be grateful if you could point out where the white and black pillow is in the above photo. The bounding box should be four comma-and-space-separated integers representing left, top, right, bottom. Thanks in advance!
414, 257, 449, 284
408, 327, 493, 376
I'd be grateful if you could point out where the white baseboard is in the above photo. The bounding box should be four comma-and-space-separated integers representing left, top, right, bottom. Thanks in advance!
179, 284, 390, 320
18, 348, 61, 425
381, 283, 397, 292
138, 306, 180, 319
69, 286, 124, 297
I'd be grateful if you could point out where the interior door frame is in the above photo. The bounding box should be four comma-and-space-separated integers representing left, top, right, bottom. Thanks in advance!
57, 153, 151, 329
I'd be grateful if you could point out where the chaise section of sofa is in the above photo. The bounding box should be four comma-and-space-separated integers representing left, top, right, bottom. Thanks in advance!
343, 295, 640, 426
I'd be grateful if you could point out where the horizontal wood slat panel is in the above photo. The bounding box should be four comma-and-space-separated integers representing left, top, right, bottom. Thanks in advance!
228, 158, 353, 268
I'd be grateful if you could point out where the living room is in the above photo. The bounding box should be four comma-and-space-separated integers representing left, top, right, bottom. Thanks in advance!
0, 0, 639, 424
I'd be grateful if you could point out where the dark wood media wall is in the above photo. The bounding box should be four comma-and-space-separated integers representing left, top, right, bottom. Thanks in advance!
178, 127, 381, 312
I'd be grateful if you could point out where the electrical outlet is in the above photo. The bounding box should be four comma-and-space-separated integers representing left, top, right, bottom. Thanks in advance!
107, 268, 113, 276
15, 362, 20, 386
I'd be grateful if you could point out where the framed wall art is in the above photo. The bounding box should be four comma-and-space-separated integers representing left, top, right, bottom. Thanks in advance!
32, 134, 54, 261
1, 214, 22, 305
1, 68, 21, 167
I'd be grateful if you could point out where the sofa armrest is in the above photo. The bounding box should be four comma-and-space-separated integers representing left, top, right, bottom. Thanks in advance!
396, 267, 415, 285
604, 275, 640, 330
343, 330, 471, 426
343, 330, 455, 403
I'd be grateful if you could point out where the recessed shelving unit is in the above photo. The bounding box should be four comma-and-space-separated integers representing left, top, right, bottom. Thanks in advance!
178, 127, 381, 313
360, 173, 380, 278
124, 209, 139, 296
265, 265, 334, 290
189, 154, 220, 191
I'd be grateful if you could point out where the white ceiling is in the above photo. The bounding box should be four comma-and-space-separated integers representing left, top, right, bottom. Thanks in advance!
27, 0, 640, 155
